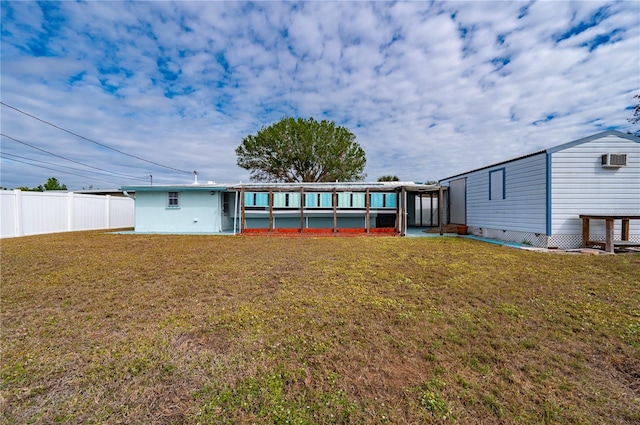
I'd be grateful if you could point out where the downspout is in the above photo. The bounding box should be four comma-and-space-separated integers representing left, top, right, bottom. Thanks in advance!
240, 186, 245, 234
438, 186, 444, 236
365, 188, 370, 233
546, 152, 552, 238
233, 189, 239, 235
402, 186, 407, 236
122, 190, 136, 200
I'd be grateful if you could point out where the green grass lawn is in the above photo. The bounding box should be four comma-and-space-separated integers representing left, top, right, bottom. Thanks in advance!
1, 231, 639, 424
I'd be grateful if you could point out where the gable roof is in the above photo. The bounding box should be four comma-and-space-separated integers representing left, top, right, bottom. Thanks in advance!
546, 129, 639, 153
439, 130, 640, 182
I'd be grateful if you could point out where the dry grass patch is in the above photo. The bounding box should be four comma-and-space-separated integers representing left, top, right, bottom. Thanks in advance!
1, 231, 639, 424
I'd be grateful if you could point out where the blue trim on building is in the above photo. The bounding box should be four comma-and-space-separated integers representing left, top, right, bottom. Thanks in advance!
545, 152, 552, 236
464, 177, 467, 224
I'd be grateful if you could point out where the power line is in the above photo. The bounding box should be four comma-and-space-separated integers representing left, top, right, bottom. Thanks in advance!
1, 155, 123, 186
1, 133, 148, 181
1, 151, 149, 182
1, 101, 193, 174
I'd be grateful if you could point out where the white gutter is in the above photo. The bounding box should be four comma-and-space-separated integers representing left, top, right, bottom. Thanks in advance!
403, 188, 408, 236
233, 190, 239, 235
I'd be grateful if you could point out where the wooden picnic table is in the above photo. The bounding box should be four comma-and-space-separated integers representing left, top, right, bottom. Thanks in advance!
579, 214, 640, 253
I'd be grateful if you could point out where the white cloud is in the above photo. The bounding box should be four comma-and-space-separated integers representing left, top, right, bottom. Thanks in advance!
1, 0, 638, 189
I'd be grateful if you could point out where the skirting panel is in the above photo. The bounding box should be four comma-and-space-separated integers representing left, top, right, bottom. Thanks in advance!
470, 227, 640, 249
548, 233, 640, 249
546, 234, 584, 249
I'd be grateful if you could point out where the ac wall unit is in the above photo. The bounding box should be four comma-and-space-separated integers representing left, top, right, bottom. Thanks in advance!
601, 153, 627, 168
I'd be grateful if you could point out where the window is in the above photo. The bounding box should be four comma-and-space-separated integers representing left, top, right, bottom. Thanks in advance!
369, 193, 397, 208
168, 192, 179, 207
244, 192, 269, 207
489, 169, 505, 200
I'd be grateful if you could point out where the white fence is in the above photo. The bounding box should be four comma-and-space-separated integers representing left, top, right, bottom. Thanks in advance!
1, 190, 134, 238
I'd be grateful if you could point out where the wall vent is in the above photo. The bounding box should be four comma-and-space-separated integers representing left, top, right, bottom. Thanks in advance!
601, 153, 627, 168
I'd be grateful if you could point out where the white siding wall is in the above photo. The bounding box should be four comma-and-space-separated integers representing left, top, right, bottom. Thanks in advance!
443, 153, 547, 233
449, 178, 466, 224
550, 134, 640, 241
0, 191, 134, 238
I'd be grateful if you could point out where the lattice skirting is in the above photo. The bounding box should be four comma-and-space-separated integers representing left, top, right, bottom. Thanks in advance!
548, 234, 640, 249
470, 227, 640, 249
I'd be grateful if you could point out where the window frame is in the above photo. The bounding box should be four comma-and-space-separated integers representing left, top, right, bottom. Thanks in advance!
168, 191, 180, 208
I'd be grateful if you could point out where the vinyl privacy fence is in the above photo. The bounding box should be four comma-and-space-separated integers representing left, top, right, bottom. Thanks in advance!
1, 190, 134, 238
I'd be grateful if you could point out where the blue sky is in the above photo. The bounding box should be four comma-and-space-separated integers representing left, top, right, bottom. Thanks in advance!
1, 1, 638, 190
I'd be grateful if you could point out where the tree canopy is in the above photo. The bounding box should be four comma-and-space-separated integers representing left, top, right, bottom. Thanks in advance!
16, 177, 67, 192
377, 175, 400, 182
236, 117, 366, 182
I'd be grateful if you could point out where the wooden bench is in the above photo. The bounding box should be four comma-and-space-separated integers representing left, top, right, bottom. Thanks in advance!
580, 214, 640, 253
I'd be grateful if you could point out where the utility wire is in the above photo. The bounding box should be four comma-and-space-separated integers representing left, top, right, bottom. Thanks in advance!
1, 133, 149, 181
1, 151, 149, 182
1, 101, 192, 174
1, 155, 123, 186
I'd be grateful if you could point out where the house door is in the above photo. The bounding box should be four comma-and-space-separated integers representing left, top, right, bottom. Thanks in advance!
449, 178, 466, 224
222, 192, 233, 231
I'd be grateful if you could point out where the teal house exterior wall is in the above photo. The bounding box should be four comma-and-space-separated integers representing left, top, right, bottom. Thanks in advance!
134, 190, 223, 233
121, 181, 440, 235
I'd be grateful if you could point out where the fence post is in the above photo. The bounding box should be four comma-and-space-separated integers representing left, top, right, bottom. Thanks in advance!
14, 190, 23, 237
68, 192, 74, 231
106, 195, 111, 229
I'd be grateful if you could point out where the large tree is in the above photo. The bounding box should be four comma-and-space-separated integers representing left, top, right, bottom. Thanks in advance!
236, 117, 366, 182
16, 177, 67, 191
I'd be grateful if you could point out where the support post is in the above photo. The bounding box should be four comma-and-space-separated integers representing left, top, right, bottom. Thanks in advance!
438, 186, 444, 236
581, 217, 589, 248
420, 193, 423, 227
233, 190, 239, 235
401, 187, 406, 236
269, 189, 273, 232
605, 218, 614, 253
333, 189, 337, 233
365, 189, 370, 233
395, 190, 400, 234
430, 193, 434, 227
240, 187, 245, 233
622, 218, 630, 241
300, 187, 304, 233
